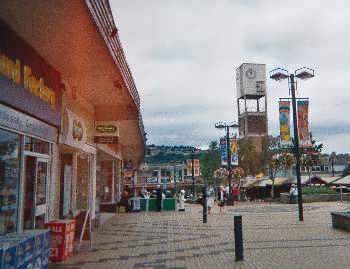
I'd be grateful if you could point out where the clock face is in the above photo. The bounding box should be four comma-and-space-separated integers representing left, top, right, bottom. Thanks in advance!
245, 68, 256, 79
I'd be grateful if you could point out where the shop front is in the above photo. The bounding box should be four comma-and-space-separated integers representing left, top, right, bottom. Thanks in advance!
59, 106, 96, 221
0, 19, 63, 234
95, 122, 122, 212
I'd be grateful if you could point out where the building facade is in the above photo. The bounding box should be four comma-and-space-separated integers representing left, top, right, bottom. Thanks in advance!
0, 0, 145, 235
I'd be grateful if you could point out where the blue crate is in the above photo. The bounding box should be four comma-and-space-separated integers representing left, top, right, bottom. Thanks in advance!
33, 233, 44, 258
0, 241, 18, 269
4, 233, 35, 266
41, 249, 49, 269
32, 254, 43, 269
0, 248, 3, 269
17, 261, 32, 269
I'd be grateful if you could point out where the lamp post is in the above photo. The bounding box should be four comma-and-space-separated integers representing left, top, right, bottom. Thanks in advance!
270, 67, 315, 221
215, 122, 239, 199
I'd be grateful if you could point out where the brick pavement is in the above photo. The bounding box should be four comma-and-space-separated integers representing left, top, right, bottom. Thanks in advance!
50, 202, 350, 269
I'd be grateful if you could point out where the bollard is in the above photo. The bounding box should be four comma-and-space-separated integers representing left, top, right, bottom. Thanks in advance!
234, 215, 243, 261
202, 186, 207, 223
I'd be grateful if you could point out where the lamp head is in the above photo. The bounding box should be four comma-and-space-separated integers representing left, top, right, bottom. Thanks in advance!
295, 67, 314, 80
215, 122, 226, 129
269, 68, 289, 81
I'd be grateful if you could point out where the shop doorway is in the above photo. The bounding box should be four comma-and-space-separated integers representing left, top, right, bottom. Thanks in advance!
23, 155, 49, 229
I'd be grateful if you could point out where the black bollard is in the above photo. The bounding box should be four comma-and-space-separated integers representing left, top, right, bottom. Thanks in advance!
234, 215, 243, 261
202, 186, 207, 223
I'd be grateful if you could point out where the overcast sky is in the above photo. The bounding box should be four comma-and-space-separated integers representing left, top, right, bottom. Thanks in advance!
111, 0, 350, 154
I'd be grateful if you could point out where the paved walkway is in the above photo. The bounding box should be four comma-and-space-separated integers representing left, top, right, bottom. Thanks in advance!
50, 202, 350, 269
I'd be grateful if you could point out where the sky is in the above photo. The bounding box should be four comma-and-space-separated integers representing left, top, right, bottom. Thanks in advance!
111, 0, 350, 154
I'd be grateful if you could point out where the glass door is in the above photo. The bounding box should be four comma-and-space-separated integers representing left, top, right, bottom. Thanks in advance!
35, 158, 48, 228
23, 156, 49, 229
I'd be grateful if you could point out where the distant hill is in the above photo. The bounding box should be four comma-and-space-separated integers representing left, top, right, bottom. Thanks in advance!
145, 144, 204, 164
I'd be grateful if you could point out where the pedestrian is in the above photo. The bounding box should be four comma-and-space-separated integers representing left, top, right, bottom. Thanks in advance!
156, 185, 162, 212
217, 186, 227, 214
289, 184, 298, 203
207, 186, 215, 214
179, 190, 185, 211
232, 184, 240, 202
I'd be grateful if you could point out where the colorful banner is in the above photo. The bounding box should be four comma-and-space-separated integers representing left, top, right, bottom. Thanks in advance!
186, 159, 200, 176
297, 100, 311, 147
220, 138, 228, 166
230, 138, 239, 166
279, 101, 292, 146
220, 138, 239, 166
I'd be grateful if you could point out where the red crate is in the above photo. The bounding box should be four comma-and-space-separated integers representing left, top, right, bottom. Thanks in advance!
45, 219, 76, 262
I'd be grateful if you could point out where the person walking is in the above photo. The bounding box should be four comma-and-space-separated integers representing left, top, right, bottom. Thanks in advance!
156, 185, 162, 212
207, 186, 215, 214
218, 186, 227, 214
178, 190, 185, 211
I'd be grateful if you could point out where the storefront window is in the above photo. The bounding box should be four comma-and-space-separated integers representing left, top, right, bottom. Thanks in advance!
97, 159, 113, 203
0, 129, 20, 234
36, 161, 47, 205
24, 136, 50, 155
76, 153, 89, 210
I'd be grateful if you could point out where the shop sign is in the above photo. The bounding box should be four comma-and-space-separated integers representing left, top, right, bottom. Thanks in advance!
0, 20, 62, 127
146, 177, 158, 184
95, 122, 118, 135
0, 103, 57, 142
60, 109, 87, 148
94, 121, 118, 144
94, 136, 118, 144
0, 51, 56, 108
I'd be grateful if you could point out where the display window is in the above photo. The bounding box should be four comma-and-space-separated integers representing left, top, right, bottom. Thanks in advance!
76, 153, 90, 210
0, 128, 20, 235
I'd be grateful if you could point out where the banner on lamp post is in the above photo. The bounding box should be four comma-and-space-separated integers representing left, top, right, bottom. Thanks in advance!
220, 138, 227, 166
297, 100, 312, 147
230, 138, 239, 166
279, 101, 292, 147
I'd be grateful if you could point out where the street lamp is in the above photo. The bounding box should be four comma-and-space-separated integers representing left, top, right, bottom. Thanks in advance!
215, 121, 239, 199
270, 67, 315, 221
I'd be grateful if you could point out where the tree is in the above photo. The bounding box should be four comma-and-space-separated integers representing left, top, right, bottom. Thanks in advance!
343, 165, 350, 177
238, 138, 258, 176
300, 135, 323, 183
199, 141, 221, 185
261, 136, 294, 198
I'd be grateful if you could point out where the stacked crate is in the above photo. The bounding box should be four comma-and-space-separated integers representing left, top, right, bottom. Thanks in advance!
0, 229, 50, 269
44, 219, 76, 262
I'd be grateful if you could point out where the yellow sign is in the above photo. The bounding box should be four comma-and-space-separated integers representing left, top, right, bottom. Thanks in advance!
0, 51, 56, 108
0, 52, 21, 84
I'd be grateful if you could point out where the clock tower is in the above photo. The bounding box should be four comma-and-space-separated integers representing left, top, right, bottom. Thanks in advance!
235, 63, 268, 152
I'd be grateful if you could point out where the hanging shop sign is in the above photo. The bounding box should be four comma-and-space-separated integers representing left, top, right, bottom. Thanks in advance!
94, 136, 118, 144
279, 101, 292, 147
94, 121, 119, 144
60, 109, 87, 148
0, 19, 62, 127
297, 100, 311, 148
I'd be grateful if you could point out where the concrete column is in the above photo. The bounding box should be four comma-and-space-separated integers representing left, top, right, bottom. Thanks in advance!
71, 152, 78, 212
111, 159, 115, 203
90, 153, 97, 220
48, 143, 60, 220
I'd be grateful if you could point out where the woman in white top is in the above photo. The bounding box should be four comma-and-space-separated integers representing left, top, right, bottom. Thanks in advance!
207, 186, 215, 214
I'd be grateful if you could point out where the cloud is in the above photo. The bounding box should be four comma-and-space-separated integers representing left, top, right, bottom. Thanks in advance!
111, 0, 350, 153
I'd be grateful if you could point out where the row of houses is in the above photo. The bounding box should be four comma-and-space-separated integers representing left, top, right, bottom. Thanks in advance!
0, 1, 145, 235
